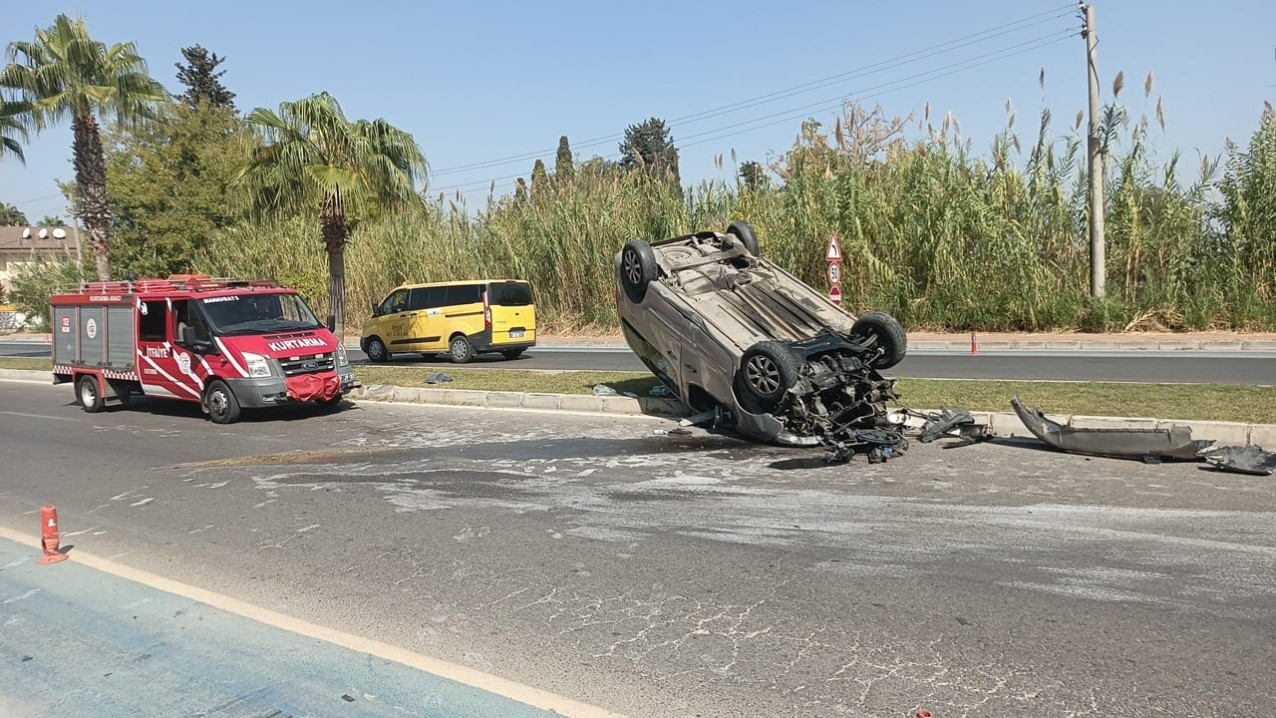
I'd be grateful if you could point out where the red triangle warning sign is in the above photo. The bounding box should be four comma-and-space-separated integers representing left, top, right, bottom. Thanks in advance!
826, 234, 842, 262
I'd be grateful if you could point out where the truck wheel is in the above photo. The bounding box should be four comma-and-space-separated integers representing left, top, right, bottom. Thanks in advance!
365, 336, 391, 363
77, 375, 105, 413
449, 335, 475, 364
205, 380, 242, 424
739, 341, 799, 408
851, 311, 908, 369
619, 240, 659, 304
728, 220, 761, 257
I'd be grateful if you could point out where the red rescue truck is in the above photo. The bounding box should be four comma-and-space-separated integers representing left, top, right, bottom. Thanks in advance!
50, 275, 357, 423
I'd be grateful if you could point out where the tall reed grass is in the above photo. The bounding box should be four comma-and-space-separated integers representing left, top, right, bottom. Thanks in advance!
18, 94, 1274, 335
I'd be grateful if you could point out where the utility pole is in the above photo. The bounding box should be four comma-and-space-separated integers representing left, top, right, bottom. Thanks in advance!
1082, 2, 1106, 299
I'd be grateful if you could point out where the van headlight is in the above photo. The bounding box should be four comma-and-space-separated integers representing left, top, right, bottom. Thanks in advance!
242, 352, 273, 378
336, 344, 350, 367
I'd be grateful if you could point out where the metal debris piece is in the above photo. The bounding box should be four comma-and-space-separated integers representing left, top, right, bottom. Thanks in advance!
649, 384, 673, 398
918, 408, 991, 444
1010, 395, 1213, 460
1202, 445, 1276, 476
823, 428, 907, 464
423, 372, 453, 384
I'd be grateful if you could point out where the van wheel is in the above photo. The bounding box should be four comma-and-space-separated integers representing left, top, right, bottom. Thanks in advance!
365, 336, 391, 363
851, 311, 907, 369
449, 335, 475, 364
77, 375, 105, 413
728, 220, 761, 257
739, 341, 799, 408
205, 380, 242, 424
620, 239, 659, 304
500, 348, 525, 360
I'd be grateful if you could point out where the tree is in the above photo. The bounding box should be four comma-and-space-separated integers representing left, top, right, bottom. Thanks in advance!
1, 103, 28, 163
37, 214, 63, 226
739, 160, 767, 192
237, 92, 428, 339
174, 44, 235, 110
106, 101, 248, 276
1, 14, 167, 281
618, 117, 681, 184
513, 177, 528, 205
531, 158, 549, 199
0, 201, 27, 225
555, 135, 573, 183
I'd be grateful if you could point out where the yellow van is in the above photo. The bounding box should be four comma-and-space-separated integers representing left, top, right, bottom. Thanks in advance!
361, 279, 536, 363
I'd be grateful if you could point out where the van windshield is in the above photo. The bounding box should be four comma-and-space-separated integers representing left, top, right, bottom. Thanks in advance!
198, 293, 322, 336
489, 282, 534, 306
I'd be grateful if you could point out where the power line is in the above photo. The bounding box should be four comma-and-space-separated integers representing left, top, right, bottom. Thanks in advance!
429, 29, 1076, 197
427, 3, 1077, 179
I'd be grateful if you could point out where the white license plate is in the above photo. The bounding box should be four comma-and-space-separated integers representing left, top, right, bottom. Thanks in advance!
509, 330, 525, 339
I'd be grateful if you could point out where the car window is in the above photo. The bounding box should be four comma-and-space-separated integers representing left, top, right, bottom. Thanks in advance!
488, 281, 534, 306
381, 289, 409, 315
408, 288, 432, 311
445, 284, 482, 305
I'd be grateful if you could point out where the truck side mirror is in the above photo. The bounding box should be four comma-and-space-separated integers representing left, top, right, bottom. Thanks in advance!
182, 325, 197, 346
326, 314, 336, 332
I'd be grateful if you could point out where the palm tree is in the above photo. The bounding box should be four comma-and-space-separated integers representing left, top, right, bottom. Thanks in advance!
237, 92, 427, 339
1, 14, 166, 280
0, 104, 27, 163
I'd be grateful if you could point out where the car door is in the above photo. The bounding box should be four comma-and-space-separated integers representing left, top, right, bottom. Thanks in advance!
378, 289, 413, 351
411, 287, 448, 352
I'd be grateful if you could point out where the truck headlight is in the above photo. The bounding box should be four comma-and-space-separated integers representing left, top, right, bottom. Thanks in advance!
242, 352, 273, 378
336, 344, 350, 367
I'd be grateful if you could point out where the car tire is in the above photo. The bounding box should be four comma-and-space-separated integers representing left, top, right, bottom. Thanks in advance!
500, 349, 525, 360
449, 334, 475, 364
620, 239, 659, 304
77, 375, 105, 413
739, 341, 800, 408
728, 220, 761, 257
365, 336, 391, 363
205, 380, 242, 425
851, 311, 908, 369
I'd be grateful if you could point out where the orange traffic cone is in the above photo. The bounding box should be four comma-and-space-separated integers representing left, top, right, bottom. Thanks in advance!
970, 331, 979, 356
38, 504, 68, 565
916, 710, 934, 718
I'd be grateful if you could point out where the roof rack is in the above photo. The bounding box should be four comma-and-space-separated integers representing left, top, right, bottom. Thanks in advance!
55, 274, 281, 296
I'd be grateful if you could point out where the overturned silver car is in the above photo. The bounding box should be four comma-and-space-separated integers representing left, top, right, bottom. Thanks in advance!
615, 221, 907, 449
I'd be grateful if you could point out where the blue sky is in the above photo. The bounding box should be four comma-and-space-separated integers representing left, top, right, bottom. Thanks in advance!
2, 0, 1273, 222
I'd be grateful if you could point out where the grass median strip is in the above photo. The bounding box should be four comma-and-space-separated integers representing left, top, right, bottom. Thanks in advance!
5, 356, 1274, 424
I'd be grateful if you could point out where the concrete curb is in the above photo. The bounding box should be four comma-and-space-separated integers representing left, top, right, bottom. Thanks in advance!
4, 368, 1272, 448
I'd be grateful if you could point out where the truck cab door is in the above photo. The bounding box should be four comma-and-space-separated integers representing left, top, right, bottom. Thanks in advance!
136, 300, 200, 401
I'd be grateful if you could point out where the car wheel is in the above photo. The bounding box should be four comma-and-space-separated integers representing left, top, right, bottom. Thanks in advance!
365, 336, 391, 363
77, 375, 105, 413
619, 239, 659, 303
449, 335, 475, 364
205, 380, 242, 424
739, 341, 799, 408
851, 311, 908, 369
728, 220, 761, 257
500, 349, 525, 360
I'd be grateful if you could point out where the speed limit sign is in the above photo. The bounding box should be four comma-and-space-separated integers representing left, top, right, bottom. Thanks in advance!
827, 262, 841, 285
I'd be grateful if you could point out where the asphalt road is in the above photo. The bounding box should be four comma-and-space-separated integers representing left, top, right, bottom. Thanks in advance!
1, 378, 1274, 717
4, 339, 1275, 385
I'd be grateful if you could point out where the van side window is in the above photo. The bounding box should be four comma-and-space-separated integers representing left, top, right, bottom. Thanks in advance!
444, 284, 481, 305
409, 287, 443, 311
381, 289, 409, 315
139, 301, 168, 342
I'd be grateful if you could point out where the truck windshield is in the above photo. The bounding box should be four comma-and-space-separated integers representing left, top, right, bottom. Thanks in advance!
198, 293, 322, 336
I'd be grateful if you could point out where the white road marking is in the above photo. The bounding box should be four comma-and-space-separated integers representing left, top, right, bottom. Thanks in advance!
0, 524, 627, 718
0, 410, 75, 422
